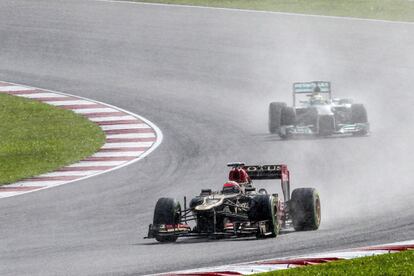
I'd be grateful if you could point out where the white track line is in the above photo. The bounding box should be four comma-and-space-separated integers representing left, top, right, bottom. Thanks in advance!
73, 108, 119, 114
0, 85, 34, 91
94, 0, 414, 25
19, 93, 68, 98
8, 181, 66, 187
45, 100, 94, 106
0, 81, 163, 198
88, 115, 137, 122
39, 171, 104, 177
106, 133, 155, 138
0, 192, 24, 198
311, 250, 388, 259
92, 151, 143, 157
66, 161, 127, 167
102, 142, 153, 148
101, 124, 151, 130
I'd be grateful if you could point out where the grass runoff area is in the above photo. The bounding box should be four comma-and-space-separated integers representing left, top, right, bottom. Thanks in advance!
134, 0, 414, 22
256, 250, 414, 276
0, 93, 105, 184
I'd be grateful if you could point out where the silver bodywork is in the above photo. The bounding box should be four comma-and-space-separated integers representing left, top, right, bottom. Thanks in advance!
282, 81, 369, 136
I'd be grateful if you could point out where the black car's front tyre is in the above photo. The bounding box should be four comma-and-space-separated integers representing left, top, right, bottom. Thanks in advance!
290, 188, 321, 231
153, 197, 181, 242
248, 195, 280, 238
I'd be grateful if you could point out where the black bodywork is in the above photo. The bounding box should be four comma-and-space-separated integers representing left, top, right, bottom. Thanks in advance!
146, 164, 321, 242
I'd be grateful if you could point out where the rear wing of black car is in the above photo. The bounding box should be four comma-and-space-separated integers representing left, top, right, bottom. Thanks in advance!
243, 164, 291, 201
243, 165, 285, 180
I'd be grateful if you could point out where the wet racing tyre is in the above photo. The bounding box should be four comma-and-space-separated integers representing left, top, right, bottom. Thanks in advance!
281, 106, 296, 126
351, 104, 368, 136
268, 102, 286, 134
299, 107, 318, 131
290, 188, 321, 231
279, 106, 296, 139
318, 115, 335, 136
351, 104, 368, 124
248, 195, 280, 238
153, 197, 181, 242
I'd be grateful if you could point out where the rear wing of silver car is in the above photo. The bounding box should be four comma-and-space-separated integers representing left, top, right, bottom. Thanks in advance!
243, 164, 291, 202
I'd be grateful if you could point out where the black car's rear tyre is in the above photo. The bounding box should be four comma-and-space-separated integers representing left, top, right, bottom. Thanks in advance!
318, 115, 335, 136
268, 102, 286, 134
290, 188, 321, 231
153, 197, 181, 242
249, 195, 280, 238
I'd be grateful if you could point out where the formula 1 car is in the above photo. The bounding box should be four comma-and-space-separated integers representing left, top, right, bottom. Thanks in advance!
146, 163, 321, 242
269, 81, 369, 138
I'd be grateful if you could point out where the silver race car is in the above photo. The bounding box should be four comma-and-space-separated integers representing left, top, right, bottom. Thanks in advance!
269, 81, 369, 138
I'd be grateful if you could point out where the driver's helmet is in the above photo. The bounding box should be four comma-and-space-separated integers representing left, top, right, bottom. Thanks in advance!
229, 167, 251, 184
310, 87, 324, 105
222, 181, 241, 194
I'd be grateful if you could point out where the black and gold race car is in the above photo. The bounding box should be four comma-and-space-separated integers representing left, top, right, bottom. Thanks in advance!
146, 163, 321, 242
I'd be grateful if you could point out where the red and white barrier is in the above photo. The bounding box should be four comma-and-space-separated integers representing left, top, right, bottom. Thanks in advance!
163, 240, 414, 275
0, 81, 162, 198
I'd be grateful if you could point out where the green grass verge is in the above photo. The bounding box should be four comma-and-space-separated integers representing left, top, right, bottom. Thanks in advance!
134, 0, 414, 22
256, 250, 414, 276
0, 93, 105, 184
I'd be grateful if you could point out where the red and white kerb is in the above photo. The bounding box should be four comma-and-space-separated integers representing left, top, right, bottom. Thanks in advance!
0, 81, 162, 198
161, 240, 414, 275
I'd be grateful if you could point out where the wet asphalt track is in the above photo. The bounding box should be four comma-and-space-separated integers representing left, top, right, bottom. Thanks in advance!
1, 1, 414, 275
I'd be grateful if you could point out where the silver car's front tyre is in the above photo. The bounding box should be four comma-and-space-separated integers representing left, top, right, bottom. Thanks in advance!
268, 102, 286, 134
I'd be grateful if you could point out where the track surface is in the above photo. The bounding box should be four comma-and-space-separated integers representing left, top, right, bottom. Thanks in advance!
1, 1, 413, 275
